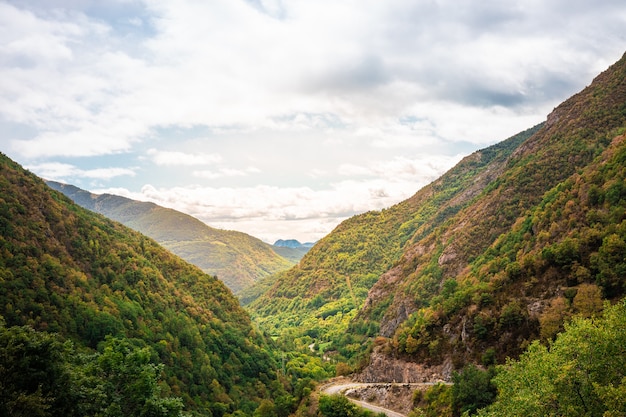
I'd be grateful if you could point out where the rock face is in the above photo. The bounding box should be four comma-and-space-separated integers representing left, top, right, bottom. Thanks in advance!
356, 345, 453, 383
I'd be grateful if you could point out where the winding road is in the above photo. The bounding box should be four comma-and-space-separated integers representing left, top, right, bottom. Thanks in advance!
320, 381, 435, 417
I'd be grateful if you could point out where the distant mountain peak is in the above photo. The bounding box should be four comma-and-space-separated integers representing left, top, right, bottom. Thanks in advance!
274, 239, 301, 248
273, 239, 315, 248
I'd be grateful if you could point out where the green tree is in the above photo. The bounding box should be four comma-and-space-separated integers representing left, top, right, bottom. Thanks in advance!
0, 325, 73, 417
0, 326, 184, 417
319, 395, 359, 417
478, 299, 626, 417
411, 383, 453, 417
253, 399, 275, 417
451, 365, 496, 416
594, 234, 626, 297
88, 337, 184, 417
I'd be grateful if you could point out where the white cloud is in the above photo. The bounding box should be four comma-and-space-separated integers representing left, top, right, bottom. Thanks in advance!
2, 0, 626, 241
96, 153, 459, 243
147, 149, 222, 166
27, 162, 135, 181
193, 166, 261, 179
10, 128, 137, 158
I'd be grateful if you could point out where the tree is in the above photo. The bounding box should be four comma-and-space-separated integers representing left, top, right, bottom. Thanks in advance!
478, 299, 626, 417
572, 283, 603, 318
85, 337, 184, 417
594, 234, 626, 297
253, 399, 276, 417
539, 296, 568, 341
451, 364, 496, 416
411, 383, 453, 417
318, 395, 359, 417
0, 326, 184, 417
0, 325, 74, 417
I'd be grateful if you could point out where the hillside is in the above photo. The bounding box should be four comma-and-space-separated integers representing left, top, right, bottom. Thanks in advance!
0, 154, 291, 415
248, 52, 626, 374
247, 123, 541, 356
361, 51, 626, 373
46, 181, 294, 293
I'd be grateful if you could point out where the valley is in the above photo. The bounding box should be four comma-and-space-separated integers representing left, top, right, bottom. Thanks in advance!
1, 52, 626, 417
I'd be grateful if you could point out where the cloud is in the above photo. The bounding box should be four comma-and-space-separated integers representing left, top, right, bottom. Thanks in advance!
26, 162, 135, 181
338, 155, 464, 182
96, 152, 458, 243
2, 0, 626, 242
193, 166, 261, 179
10, 128, 137, 158
3, 0, 624, 146
147, 149, 222, 166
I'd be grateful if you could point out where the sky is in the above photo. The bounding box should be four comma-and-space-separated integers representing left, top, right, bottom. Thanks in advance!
1, 1, 625, 244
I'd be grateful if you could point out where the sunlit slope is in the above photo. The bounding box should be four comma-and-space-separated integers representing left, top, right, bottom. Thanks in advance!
46, 181, 294, 293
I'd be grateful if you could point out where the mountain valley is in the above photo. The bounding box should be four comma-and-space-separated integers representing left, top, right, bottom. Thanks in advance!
1, 52, 626, 416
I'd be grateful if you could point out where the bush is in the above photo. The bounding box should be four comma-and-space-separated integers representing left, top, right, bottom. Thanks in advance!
452, 364, 496, 416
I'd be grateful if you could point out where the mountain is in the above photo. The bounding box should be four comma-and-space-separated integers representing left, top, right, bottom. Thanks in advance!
273, 239, 315, 248
46, 181, 293, 293
247, 122, 540, 347
272, 239, 313, 263
248, 52, 626, 377
0, 154, 292, 415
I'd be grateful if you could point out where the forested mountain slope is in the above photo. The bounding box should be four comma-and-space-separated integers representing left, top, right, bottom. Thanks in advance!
361, 51, 626, 371
46, 181, 294, 293
249, 52, 626, 373
0, 154, 289, 415
248, 123, 541, 358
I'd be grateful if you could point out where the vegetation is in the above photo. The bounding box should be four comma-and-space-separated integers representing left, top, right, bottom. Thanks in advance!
365, 51, 626, 367
46, 181, 294, 293
409, 383, 452, 417
3, 51, 626, 417
409, 299, 626, 416
0, 325, 184, 417
246, 124, 540, 368
0, 153, 292, 415
478, 299, 626, 417
390, 128, 626, 365
318, 395, 385, 417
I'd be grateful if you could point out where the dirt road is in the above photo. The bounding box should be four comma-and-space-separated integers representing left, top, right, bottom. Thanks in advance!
320, 381, 408, 417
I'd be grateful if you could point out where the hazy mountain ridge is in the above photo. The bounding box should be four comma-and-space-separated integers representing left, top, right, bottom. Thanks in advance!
274, 239, 315, 248
248, 52, 626, 375
0, 154, 293, 414
46, 181, 295, 293
271, 239, 313, 263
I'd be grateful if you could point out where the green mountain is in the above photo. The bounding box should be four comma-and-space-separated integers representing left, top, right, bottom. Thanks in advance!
0, 154, 291, 415
248, 52, 626, 374
45, 181, 294, 293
